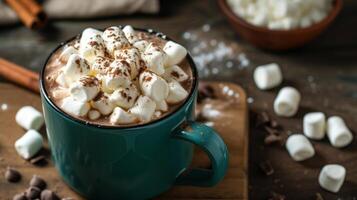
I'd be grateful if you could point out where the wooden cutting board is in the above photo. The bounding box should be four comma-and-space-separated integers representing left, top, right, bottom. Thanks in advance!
0, 81, 248, 200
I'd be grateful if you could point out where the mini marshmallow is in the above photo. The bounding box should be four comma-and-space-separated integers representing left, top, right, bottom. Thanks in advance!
91, 93, 115, 115
110, 107, 138, 125
286, 134, 315, 161
319, 164, 346, 193
133, 40, 149, 52
139, 71, 169, 102
274, 87, 301, 117
61, 97, 90, 117
69, 76, 100, 102
129, 96, 156, 122
122, 25, 139, 44
15, 106, 44, 131
166, 81, 188, 104
79, 28, 105, 63
101, 60, 132, 92
102, 26, 129, 53
88, 110, 101, 120
114, 47, 140, 79
163, 41, 187, 66
303, 112, 326, 140
109, 84, 139, 109
63, 54, 90, 85
59, 46, 78, 63
142, 43, 167, 75
162, 65, 189, 82
91, 56, 113, 75
55, 72, 67, 87
253, 63, 282, 90
327, 116, 353, 148
14, 129, 43, 159
155, 100, 168, 112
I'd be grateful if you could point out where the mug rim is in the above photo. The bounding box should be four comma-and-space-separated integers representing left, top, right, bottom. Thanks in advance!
40, 26, 198, 130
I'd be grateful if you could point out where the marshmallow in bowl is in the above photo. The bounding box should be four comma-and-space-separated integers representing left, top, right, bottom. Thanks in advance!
69, 76, 100, 102
63, 54, 90, 85
303, 112, 326, 140
253, 63, 282, 90
162, 65, 189, 82
274, 87, 301, 117
155, 100, 168, 112
91, 93, 115, 115
15, 106, 44, 131
102, 26, 129, 53
318, 164, 346, 193
286, 134, 315, 161
122, 25, 139, 44
133, 40, 149, 52
110, 107, 138, 125
166, 81, 189, 104
139, 71, 169, 102
142, 43, 167, 75
59, 46, 78, 63
55, 71, 67, 87
327, 116, 353, 148
129, 96, 156, 122
163, 41, 187, 66
101, 60, 132, 92
91, 56, 113, 75
79, 28, 106, 63
109, 84, 139, 109
114, 47, 140, 79
88, 110, 101, 120
61, 97, 90, 117
14, 129, 43, 159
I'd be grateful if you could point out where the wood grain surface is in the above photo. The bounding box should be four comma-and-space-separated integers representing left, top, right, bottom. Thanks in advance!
0, 81, 248, 200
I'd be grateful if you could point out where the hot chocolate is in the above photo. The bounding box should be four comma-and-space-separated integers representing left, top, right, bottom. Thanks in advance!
44, 26, 194, 126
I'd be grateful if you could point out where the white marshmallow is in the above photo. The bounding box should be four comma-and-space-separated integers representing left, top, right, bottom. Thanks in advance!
102, 26, 129, 53
69, 76, 100, 102
139, 71, 169, 102
319, 164, 346, 193
163, 41, 187, 66
166, 81, 189, 104
122, 25, 139, 44
286, 134, 315, 161
110, 107, 138, 125
327, 116, 353, 148
114, 47, 140, 79
303, 112, 326, 140
14, 129, 43, 159
101, 60, 132, 92
55, 71, 67, 87
153, 111, 162, 119
52, 88, 70, 99
91, 56, 112, 75
79, 28, 105, 63
15, 106, 44, 131
109, 84, 139, 109
133, 40, 149, 52
88, 110, 101, 120
162, 65, 189, 82
63, 54, 90, 85
129, 96, 156, 122
253, 63, 282, 90
274, 87, 301, 117
300, 16, 313, 28
142, 43, 167, 75
91, 93, 115, 115
155, 100, 168, 112
61, 97, 90, 117
59, 46, 78, 63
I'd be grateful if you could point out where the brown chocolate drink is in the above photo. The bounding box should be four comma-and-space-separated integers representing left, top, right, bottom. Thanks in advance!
44, 27, 194, 127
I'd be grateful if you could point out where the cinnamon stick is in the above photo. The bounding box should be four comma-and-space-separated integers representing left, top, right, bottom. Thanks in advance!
0, 58, 40, 93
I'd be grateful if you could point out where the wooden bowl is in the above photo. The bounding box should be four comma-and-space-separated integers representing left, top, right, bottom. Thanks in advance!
218, 0, 343, 50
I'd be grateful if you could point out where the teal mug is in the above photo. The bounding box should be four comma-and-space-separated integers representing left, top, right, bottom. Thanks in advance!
40, 28, 229, 200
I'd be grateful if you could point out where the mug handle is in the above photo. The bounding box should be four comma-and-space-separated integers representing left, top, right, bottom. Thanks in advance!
172, 121, 229, 187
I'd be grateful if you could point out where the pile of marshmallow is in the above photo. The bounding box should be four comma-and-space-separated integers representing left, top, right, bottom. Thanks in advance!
254, 63, 352, 193
227, 0, 332, 30
55, 26, 189, 125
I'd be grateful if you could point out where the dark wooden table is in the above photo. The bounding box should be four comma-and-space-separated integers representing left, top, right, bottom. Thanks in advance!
0, 0, 356, 199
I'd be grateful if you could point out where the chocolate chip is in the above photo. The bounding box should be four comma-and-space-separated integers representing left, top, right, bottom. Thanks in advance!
259, 161, 274, 176
30, 175, 47, 190
264, 133, 283, 145
315, 193, 324, 200
30, 155, 48, 166
13, 193, 27, 200
268, 192, 286, 200
26, 186, 41, 199
5, 167, 21, 183
41, 189, 60, 200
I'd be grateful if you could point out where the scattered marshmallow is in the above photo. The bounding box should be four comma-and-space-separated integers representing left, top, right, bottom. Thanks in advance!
114, 47, 140, 79
253, 63, 282, 90
109, 84, 139, 109
133, 40, 149, 52
129, 96, 156, 122
303, 112, 326, 140
14, 129, 43, 159
163, 41, 187, 66
61, 97, 90, 117
69, 76, 100, 102
59, 46, 78, 63
110, 107, 138, 125
101, 60, 131, 92
139, 71, 169, 102
15, 106, 44, 131
286, 134, 315, 161
142, 43, 167, 75
162, 65, 189, 82
79, 28, 105, 63
88, 110, 101, 120
122, 25, 139, 44
102, 26, 129, 54
166, 81, 189, 104
327, 116, 353, 148
91, 56, 113, 75
319, 164, 346, 193
63, 54, 90, 85
91, 93, 115, 115
155, 100, 168, 112
55, 72, 67, 87
274, 87, 301, 117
